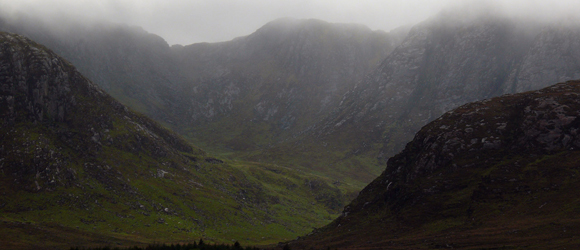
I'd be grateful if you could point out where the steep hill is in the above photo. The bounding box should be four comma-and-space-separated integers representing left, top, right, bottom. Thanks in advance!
0, 14, 188, 125
0, 32, 358, 250
293, 80, 580, 249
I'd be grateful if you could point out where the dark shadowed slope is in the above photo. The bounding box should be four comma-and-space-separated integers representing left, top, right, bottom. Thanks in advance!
0, 32, 359, 250
293, 80, 580, 249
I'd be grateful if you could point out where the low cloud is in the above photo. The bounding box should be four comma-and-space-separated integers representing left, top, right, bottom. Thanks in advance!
1, 0, 579, 45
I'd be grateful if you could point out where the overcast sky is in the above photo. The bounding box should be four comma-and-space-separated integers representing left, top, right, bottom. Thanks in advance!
1, 0, 579, 45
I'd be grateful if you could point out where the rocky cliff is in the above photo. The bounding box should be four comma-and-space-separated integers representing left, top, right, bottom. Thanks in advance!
172, 18, 406, 151
0, 31, 199, 191
290, 10, 580, 177
293, 80, 580, 249
0, 14, 189, 125
506, 24, 580, 93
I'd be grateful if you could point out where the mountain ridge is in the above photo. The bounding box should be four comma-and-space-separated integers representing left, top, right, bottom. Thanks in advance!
256, 12, 580, 184
3, 10, 580, 186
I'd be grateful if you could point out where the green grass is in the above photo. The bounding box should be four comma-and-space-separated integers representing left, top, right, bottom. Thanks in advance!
0, 101, 359, 250
0, 138, 357, 248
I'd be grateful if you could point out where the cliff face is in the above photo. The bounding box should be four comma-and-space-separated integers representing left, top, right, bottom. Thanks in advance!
172, 18, 406, 150
506, 25, 580, 93
294, 80, 580, 249
0, 32, 82, 124
307, 13, 580, 168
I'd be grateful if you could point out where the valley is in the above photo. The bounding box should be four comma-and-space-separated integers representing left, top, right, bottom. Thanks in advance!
0, 32, 357, 249
1, 2, 580, 249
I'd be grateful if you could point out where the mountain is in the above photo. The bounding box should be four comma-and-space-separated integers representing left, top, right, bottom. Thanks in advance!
261, 9, 580, 183
171, 18, 404, 151
3, 6, 580, 187
505, 23, 580, 92
0, 15, 409, 184
0, 14, 190, 125
292, 80, 580, 249
0, 32, 358, 249
3, 5, 580, 249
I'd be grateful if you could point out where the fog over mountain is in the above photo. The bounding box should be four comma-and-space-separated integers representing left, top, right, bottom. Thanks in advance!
2, 0, 580, 45
2, 0, 580, 249
2, 0, 580, 184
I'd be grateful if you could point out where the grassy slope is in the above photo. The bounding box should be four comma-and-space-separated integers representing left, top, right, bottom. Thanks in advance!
0, 114, 358, 250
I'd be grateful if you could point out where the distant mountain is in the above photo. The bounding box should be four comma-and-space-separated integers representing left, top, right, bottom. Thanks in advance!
2, 9, 580, 187
0, 16, 409, 184
267, 9, 580, 182
0, 32, 358, 249
292, 80, 580, 249
172, 18, 405, 150
505, 23, 580, 92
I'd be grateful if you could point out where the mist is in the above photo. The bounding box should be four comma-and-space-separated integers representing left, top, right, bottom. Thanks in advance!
1, 0, 580, 45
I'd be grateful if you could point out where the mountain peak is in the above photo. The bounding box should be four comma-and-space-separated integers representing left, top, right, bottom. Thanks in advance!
251, 17, 375, 43
262, 17, 371, 30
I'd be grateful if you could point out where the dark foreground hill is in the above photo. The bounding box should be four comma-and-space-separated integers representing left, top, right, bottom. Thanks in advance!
0, 32, 358, 250
292, 80, 580, 249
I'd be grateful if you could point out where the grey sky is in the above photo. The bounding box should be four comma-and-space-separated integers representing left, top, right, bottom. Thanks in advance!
1, 0, 579, 45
